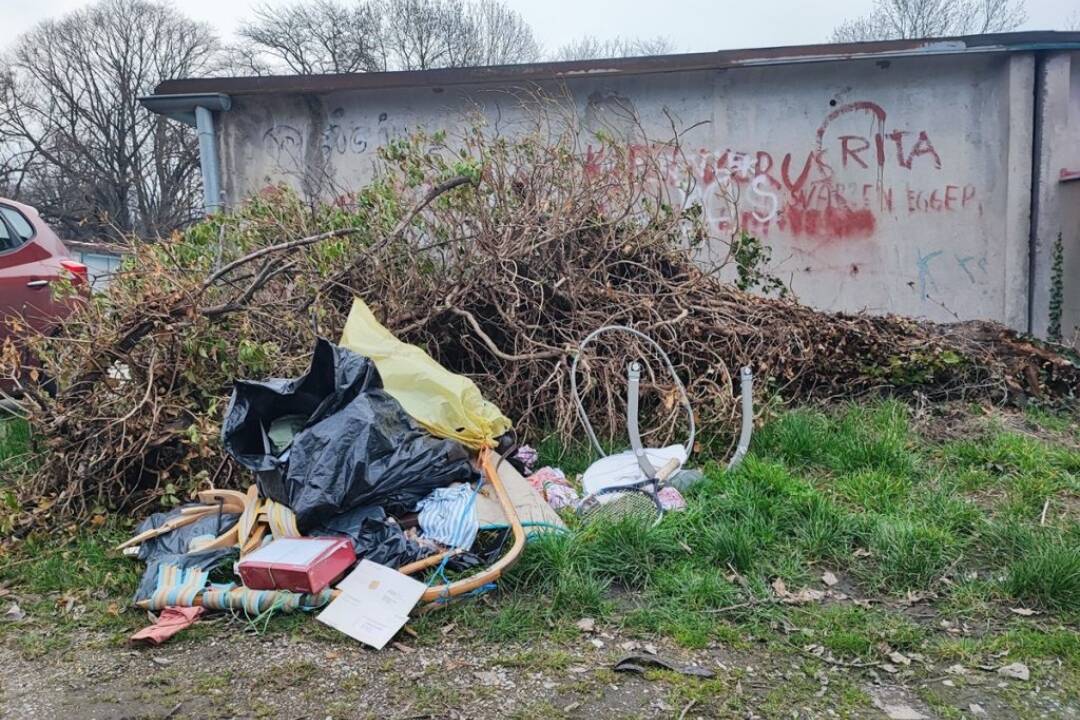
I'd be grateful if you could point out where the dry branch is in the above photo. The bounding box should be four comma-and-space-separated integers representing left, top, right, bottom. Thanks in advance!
6, 119, 1078, 524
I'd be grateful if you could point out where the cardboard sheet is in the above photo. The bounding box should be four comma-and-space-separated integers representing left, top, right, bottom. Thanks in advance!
474, 460, 566, 530
317, 560, 427, 649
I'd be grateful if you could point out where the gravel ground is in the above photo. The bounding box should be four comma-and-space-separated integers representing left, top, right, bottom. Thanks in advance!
2, 615, 1074, 720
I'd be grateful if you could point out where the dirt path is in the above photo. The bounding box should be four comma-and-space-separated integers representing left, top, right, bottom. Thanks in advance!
2, 618, 1070, 720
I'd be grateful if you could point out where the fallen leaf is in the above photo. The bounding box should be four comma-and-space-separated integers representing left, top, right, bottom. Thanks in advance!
575, 617, 596, 633
853, 548, 872, 558
821, 571, 839, 587
589, 638, 604, 649
945, 664, 968, 675
1009, 607, 1039, 617
880, 662, 899, 674
783, 588, 825, 605
4, 603, 25, 622
771, 578, 789, 598
997, 662, 1030, 681
969, 703, 987, 716
888, 651, 911, 666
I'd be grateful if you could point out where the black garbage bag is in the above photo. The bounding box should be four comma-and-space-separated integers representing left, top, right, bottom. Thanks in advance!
133, 506, 239, 603
312, 504, 426, 567
221, 338, 475, 530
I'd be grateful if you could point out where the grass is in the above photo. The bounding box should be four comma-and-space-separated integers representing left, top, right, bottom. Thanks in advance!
1, 400, 1078, 680
468, 401, 1080, 648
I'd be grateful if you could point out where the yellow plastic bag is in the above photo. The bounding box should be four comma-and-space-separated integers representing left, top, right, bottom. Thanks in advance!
340, 298, 512, 449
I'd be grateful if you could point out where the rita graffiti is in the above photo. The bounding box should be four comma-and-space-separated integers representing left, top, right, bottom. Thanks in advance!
585, 101, 979, 243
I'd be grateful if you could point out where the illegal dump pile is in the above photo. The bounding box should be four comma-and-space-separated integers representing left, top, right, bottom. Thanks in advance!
7, 119, 1080, 523
3, 114, 1078, 646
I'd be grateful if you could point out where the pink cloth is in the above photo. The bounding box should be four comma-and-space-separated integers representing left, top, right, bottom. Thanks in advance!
528, 467, 579, 510
514, 445, 538, 472
657, 486, 687, 511
130, 606, 204, 646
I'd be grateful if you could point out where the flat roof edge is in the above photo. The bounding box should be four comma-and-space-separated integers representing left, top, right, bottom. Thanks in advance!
150, 31, 1080, 99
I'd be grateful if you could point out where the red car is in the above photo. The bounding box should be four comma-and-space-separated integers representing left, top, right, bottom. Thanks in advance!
0, 198, 88, 390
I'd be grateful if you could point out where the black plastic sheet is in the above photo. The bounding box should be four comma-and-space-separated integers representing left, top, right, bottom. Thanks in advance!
313, 504, 425, 567
133, 506, 239, 603
221, 338, 475, 530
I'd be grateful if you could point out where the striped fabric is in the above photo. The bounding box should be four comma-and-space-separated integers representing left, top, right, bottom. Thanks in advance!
264, 499, 301, 539
416, 483, 480, 550
143, 564, 332, 613
201, 584, 332, 614
147, 565, 209, 610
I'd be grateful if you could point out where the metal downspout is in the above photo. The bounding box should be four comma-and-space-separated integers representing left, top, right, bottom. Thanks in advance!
1026, 52, 1046, 335
194, 105, 222, 215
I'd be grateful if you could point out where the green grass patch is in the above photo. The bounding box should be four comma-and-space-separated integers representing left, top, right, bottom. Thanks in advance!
0, 415, 31, 477
4, 400, 1079, 664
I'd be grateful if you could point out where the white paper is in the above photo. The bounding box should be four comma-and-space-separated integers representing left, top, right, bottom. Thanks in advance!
317, 560, 426, 649
241, 537, 335, 566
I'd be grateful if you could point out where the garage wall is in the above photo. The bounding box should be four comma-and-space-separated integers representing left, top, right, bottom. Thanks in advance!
214, 51, 1080, 337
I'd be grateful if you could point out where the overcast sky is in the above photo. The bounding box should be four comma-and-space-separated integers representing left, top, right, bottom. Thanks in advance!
4, 0, 1077, 56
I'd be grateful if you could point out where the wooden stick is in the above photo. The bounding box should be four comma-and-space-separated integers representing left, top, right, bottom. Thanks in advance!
115, 512, 207, 551
655, 457, 680, 482
418, 448, 526, 604
398, 549, 463, 576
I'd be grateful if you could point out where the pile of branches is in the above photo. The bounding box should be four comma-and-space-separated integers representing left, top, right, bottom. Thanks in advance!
6, 113, 1079, 522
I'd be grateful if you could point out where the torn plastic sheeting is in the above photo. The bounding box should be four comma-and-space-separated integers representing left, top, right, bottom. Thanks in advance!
340, 297, 512, 449
133, 506, 239, 603
221, 338, 476, 530
311, 504, 426, 568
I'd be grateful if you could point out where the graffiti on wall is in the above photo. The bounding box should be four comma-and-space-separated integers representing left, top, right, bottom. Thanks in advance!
262, 107, 372, 171
584, 101, 980, 246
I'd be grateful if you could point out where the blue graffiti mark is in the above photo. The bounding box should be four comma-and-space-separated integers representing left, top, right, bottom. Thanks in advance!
916, 249, 943, 300
977, 257, 988, 274
955, 255, 976, 283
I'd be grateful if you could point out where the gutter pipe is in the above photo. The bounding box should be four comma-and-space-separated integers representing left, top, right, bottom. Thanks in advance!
139, 93, 231, 215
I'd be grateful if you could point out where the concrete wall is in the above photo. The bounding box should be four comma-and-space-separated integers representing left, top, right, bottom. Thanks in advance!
215, 50, 1080, 338
1030, 52, 1080, 342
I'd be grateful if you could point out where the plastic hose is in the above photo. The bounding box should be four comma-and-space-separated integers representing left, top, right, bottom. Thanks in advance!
570, 325, 695, 462
725, 367, 754, 471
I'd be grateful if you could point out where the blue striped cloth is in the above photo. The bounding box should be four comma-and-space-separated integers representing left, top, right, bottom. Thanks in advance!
416, 483, 480, 550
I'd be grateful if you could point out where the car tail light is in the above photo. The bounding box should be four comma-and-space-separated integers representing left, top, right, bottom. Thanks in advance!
60, 259, 89, 285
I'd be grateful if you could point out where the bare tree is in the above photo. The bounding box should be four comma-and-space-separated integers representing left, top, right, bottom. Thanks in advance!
0, 0, 220, 240
1067, 10, 1080, 31
380, 0, 541, 69
553, 35, 677, 61
832, 0, 1026, 42
462, 0, 542, 66
234, 0, 540, 75
235, 0, 386, 74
